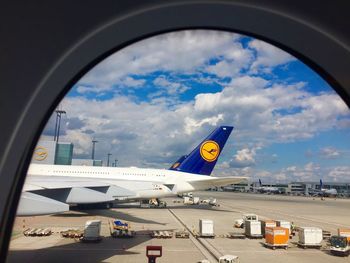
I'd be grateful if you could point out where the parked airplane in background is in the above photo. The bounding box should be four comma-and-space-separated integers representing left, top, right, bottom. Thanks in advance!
18, 126, 246, 216
252, 179, 280, 194
309, 179, 338, 197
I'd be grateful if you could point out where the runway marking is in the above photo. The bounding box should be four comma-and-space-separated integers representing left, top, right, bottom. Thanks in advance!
22, 248, 200, 252
168, 209, 219, 262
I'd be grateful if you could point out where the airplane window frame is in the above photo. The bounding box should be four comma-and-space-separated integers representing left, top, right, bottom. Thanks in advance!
1, 1, 350, 261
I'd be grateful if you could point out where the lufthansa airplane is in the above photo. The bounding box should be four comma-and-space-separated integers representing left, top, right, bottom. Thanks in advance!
17, 126, 246, 215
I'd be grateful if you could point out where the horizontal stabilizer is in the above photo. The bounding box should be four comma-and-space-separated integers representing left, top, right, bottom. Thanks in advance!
17, 192, 69, 216
66, 187, 114, 204
188, 176, 247, 190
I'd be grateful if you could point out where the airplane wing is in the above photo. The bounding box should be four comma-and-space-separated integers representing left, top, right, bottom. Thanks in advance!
18, 175, 149, 216
23, 175, 111, 191
188, 176, 248, 190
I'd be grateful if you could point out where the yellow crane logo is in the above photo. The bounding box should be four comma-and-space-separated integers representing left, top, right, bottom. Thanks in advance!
200, 141, 220, 162
33, 146, 48, 161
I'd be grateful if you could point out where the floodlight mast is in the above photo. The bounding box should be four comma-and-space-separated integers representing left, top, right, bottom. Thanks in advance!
91, 139, 98, 160
107, 153, 112, 167
54, 110, 66, 142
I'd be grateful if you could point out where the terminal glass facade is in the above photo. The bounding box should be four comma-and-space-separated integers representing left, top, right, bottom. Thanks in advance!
55, 142, 73, 165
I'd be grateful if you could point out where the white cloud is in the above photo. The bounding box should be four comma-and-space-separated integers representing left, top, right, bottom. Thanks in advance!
78, 30, 249, 92
184, 114, 224, 135
280, 162, 322, 182
286, 166, 297, 172
304, 162, 320, 172
249, 39, 295, 73
320, 147, 340, 159
122, 77, 146, 87
327, 166, 350, 182
229, 147, 261, 168
153, 76, 189, 95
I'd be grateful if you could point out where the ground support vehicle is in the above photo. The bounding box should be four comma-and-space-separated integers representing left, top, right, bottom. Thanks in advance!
175, 230, 190, 238
330, 236, 350, 256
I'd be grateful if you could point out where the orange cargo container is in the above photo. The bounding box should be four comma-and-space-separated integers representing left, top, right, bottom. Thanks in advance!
261, 220, 277, 236
265, 227, 289, 245
338, 228, 350, 242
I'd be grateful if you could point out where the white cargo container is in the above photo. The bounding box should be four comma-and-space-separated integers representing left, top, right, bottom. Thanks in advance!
298, 227, 323, 247
183, 196, 193, 204
245, 220, 262, 238
83, 220, 101, 241
199, 219, 214, 237
276, 220, 291, 236
193, 197, 200, 205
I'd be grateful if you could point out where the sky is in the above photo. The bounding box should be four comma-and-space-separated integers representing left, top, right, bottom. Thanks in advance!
41, 30, 350, 183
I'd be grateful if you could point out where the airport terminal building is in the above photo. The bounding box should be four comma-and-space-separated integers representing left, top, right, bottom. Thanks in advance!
31, 140, 103, 166
228, 181, 350, 197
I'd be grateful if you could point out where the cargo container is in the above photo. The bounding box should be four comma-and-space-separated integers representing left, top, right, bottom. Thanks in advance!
82, 220, 102, 242
276, 220, 291, 236
245, 220, 262, 238
298, 227, 323, 248
338, 228, 350, 242
193, 197, 200, 205
260, 220, 276, 236
199, 219, 214, 237
264, 227, 289, 249
183, 196, 193, 204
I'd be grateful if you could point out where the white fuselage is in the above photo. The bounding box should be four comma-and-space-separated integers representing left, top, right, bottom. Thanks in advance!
27, 164, 216, 200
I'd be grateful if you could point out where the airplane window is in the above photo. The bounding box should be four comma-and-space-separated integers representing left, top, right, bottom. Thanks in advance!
8, 30, 350, 263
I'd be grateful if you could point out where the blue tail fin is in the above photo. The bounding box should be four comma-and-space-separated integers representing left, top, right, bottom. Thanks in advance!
259, 179, 262, 187
169, 126, 233, 175
169, 155, 187, 169
320, 179, 323, 189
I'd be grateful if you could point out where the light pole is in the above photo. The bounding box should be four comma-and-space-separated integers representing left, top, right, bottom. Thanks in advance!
107, 153, 112, 167
53, 113, 59, 141
91, 139, 98, 160
55, 110, 66, 142
114, 159, 118, 167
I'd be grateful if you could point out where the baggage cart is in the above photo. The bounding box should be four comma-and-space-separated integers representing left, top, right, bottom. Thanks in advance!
264, 227, 289, 250
297, 227, 322, 249
245, 220, 262, 238
199, 219, 215, 238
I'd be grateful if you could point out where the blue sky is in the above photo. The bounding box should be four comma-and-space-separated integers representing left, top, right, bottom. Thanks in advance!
42, 30, 350, 183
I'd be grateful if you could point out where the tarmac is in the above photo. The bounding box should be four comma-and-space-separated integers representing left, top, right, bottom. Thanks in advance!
8, 192, 350, 263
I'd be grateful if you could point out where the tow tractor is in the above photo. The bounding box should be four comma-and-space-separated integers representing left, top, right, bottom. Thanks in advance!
219, 255, 240, 263
140, 198, 167, 208
330, 235, 350, 256
150, 198, 167, 208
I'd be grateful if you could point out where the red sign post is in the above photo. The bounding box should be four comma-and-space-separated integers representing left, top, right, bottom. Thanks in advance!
146, 246, 162, 263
